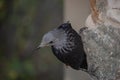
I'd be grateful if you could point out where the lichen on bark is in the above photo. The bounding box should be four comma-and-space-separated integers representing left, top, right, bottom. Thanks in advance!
81, 25, 120, 80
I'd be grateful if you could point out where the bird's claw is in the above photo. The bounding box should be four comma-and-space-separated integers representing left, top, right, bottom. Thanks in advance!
79, 27, 88, 34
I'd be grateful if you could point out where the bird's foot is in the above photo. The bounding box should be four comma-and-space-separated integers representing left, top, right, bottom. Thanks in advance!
79, 27, 88, 34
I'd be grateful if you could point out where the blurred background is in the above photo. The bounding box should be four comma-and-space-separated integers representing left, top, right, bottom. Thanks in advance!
0, 0, 63, 80
0, 0, 90, 80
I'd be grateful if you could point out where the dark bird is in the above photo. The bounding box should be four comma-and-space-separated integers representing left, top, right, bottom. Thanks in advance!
38, 22, 88, 70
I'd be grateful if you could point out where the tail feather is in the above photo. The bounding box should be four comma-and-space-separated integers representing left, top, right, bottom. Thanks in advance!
81, 57, 88, 70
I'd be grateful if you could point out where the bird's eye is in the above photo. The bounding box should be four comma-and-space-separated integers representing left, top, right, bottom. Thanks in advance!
49, 41, 53, 44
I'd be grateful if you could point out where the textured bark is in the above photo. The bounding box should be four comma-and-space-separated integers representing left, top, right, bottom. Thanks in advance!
81, 0, 120, 80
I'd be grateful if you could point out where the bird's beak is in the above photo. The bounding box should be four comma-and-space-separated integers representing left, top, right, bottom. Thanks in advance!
34, 43, 45, 51
35, 43, 49, 51
38, 43, 49, 48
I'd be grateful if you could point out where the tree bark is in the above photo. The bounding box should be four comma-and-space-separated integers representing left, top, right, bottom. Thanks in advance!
81, 0, 120, 80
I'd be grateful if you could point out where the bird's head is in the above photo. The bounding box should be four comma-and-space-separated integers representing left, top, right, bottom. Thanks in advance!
37, 22, 72, 49
38, 30, 57, 48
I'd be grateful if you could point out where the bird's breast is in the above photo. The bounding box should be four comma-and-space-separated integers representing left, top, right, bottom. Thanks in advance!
51, 46, 68, 63
53, 41, 75, 55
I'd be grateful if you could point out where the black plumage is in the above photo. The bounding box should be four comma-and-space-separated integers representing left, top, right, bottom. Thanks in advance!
39, 22, 88, 70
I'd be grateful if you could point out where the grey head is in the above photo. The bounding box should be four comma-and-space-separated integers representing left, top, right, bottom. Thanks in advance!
38, 22, 75, 50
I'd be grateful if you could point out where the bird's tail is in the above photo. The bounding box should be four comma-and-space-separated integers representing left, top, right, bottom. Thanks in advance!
81, 57, 88, 70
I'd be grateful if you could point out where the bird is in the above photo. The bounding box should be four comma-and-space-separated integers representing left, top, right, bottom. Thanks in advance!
37, 22, 88, 70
